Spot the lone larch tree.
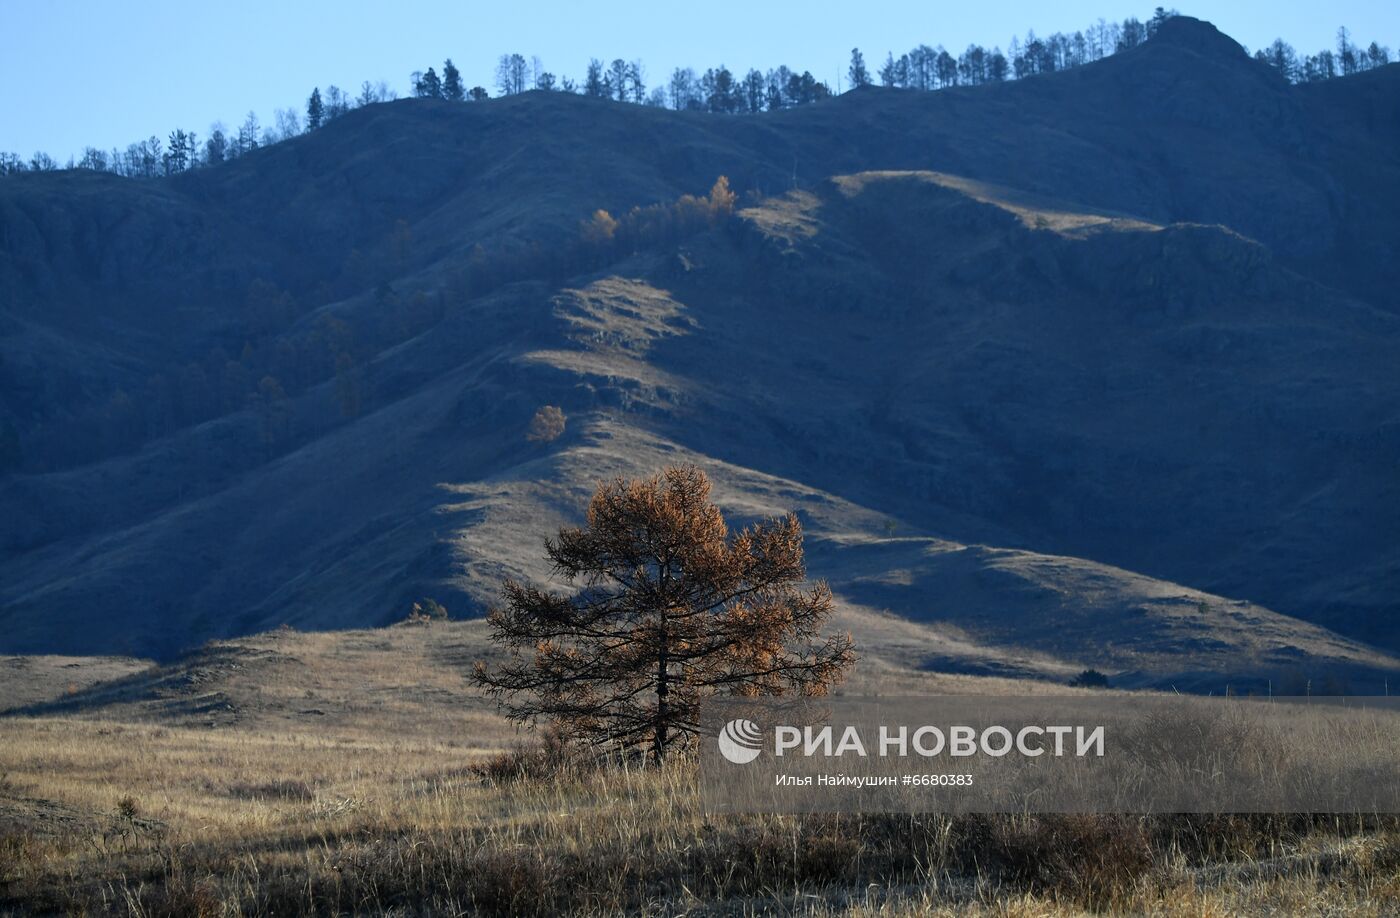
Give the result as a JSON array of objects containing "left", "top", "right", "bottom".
[{"left": 474, "top": 466, "right": 855, "bottom": 762}]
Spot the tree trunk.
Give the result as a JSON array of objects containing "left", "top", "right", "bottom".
[{"left": 654, "top": 641, "right": 669, "bottom": 764}]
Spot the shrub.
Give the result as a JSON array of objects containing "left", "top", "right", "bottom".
[
  {"left": 526, "top": 406, "right": 566, "bottom": 443},
  {"left": 405, "top": 597, "right": 449, "bottom": 623},
  {"left": 984, "top": 814, "right": 1159, "bottom": 909},
  {"left": 1071, "top": 668, "right": 1110, "bottom": 688},
  {"left": 471, "top": 728, "right": 588, "bottom": 784},
  {"left": 116, "top": 795, "right": 140, "bottom": 820}
]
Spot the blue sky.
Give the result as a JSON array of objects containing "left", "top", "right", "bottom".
[{"left": 3, "top": 1, "right": 1397, "bottom": 160}]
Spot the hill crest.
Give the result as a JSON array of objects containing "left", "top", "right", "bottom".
[{"left": 1147, "top": 15, "right": 1252, "bottom": 60}]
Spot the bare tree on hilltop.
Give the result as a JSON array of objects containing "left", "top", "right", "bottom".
[{"left": 496, "top": 53, "right": 528, "bottom": 95}]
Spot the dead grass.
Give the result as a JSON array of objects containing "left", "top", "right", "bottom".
[
  {"left": 1, "top": 630, "right": 1395, "bottom": 914},
  {"left": 1, "top": 714, "right": 1397, "bottom": 916}
]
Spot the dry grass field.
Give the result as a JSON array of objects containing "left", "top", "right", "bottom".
[
  {"left": 4, "top": 17, "right": 1399, "bottom": 915},
  {"left": 1, "top": 622, "right": 1398, "bottom": 915}
]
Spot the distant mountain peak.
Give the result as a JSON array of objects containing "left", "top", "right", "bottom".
[{"left": 1147, "top": 16, "right": 1250, "bottom": 61}]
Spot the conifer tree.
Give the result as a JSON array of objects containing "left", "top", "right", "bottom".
[
  {"left": 417, "top": 67, "right": 443, "bottom": 98},
  {"left": 442, "top": 58, "right": 465, "bottom": 101},
  {"left": 584, "top": 59, "right": 608, "bottom": 98},
  {"left": 306, "top": 87, "right": 324, "bottom": 130},
  {"left": 848, "top": 48, "right": 872, "bottom": 88},
  {"left": 474, "top": 466, "right": 855, "bottom": 762}
]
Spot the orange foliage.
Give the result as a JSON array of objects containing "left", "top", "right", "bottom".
[
  {"left": 474, "top": 466, "right": 855, "bottom": 762},
  {"left": 574, "top": 176, "right": 738, "bottom": 265},
  {"left": 526, "top": 405, "right": 567, "bottom": 443}
]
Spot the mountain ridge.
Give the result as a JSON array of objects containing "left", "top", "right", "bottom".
[{"left": 1, "top": 19, "right": 1397, "bottom": 689}]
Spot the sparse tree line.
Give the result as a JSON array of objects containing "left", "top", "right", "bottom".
[
  {"left": 859, "top": 12, "right": 1166, "bottom": 90},
  {"left": 3, "top": 9, "right": 1393, "bottom": 178},
  {"left": 867, "top": 10, "right": 1391, "bottom": 91},
  {"left": 0, "top": 81, "right": 393, "bottom": 178},
  {"left": 1254, "top": 25, "right": 1391, "bottom": 82},
  {"left": 410, "top": 51, "right": 831, "bottom": 112}
]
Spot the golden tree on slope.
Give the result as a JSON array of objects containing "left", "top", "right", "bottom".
[
  {"left": 707, "top": 175, "right": 736, "bottom": 219},
  {"left": 526, "top": 405, "right": 566, "bottom": 442},
  {"left": 474, "top": 466, "right": 854, "bottom": 762}
]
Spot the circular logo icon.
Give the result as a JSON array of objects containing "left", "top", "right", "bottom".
[{"left": 718, "top": 718, "right": 763, "bottom": 764}]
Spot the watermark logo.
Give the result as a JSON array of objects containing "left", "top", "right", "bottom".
[
  {"left": 702, "top": 696, "right": 1400, "bottom": 814},
  {"left": 718, "top": 718, "right": 763, "bottom": 764}
]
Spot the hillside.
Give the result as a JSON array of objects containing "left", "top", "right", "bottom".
[{"left": 1, "top": 17, "right": 1398, "bottom": 692}]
